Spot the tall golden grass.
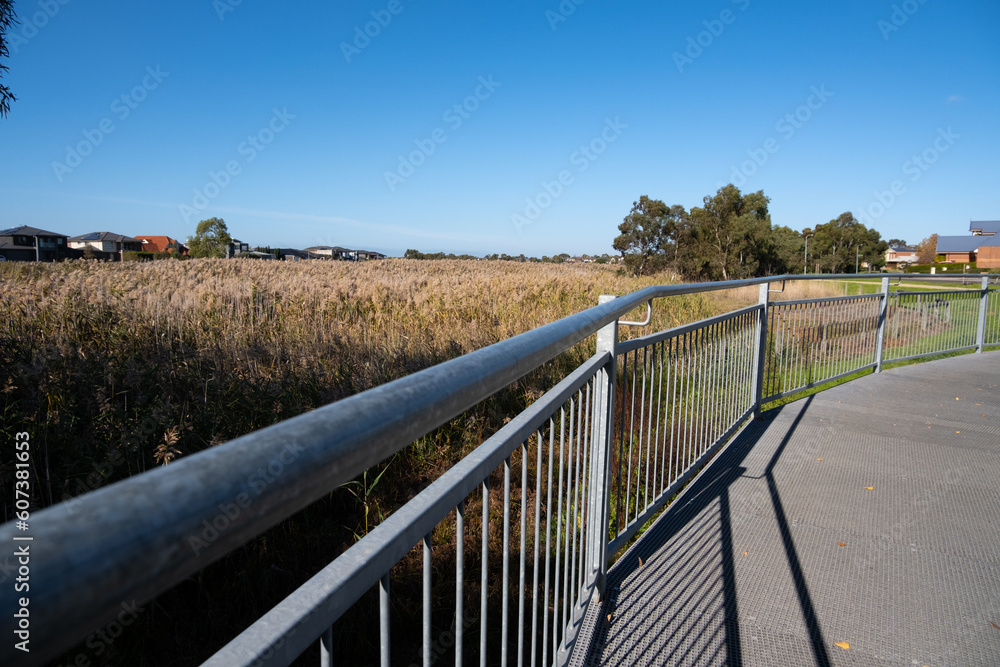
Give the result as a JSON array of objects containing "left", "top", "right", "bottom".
[
  {"left": 2, "top": 257, "right": 821, "bottom": 479},
  {"left": 0, "top": 258, "right": 840, "bottom": 664}
]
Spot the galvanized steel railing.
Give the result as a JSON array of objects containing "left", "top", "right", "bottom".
[
  {"left": 762, "top": 293, "right": 883, "bottom": 401},
  {"left": 1, "top": 273, "right": 997, "bottom": 667},
  {"left": 883, "top": 289, "right": 986, "bottom": 363},
  {"left": 610, "top": 305, "right": 759, "bottom": 554}
]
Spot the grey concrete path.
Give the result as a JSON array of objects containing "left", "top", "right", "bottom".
[{"left": 572, "top": 353, "right": 1000, "bottom": 666}]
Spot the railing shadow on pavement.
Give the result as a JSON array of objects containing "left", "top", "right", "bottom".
[{"left": 572, "top": 394, "right": 832, "bottom": 667}]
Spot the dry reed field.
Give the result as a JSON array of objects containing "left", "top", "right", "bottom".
[{"left": 0, "top": 258, "right": 840, "bottom": 665}]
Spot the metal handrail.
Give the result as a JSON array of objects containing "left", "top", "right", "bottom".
[{"left": 1, "top": 272, "right": 996, "bottom": 665}]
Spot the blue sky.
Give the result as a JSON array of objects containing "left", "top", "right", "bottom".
[{"left": 2, "top": 0, "right": 998, "bottom": 257}]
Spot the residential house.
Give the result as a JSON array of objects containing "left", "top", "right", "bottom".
[
  {"left": 227, "top": 239, "right": 251, "bottom": 257},
  {"left": 0, "top": 226, "right": 70, "bottom": 261},
  {"left": 354, "top": 249, "right": 386, "bottom": 260},
  {"left": 69, "top": 232, "right": 143, "bottom": 259},
  {"left": 304, "top": 245, "right": 356, "bottom": 260},
  {"left": 980, "top": 246, "right": 1000, "bottom": 269},
  {"left": 935, "top": 235, "right": 1000, "bottom": 264},
  {"left": 969, "top": 220, "right": 1000, "bottom": 236},
  {"left": 884, "top": 245, "right": 919, "bottom": 270},
  {"left": 275, "top": 248, "right": 308, "bottom": 261},
  {"left": 136, "top": 235, "right": 188, "bottom": 255}
]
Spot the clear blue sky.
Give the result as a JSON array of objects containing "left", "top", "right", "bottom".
[{"left": 2, "top": 0, "right": 998, "bottom": 257}]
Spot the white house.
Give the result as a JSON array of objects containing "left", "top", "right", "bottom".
[
  {"left": 68, "top": 232, "right": 143, "bottom": 257},
  {"left": 884, "top": 245, "right": 919, "bottom": 269}
]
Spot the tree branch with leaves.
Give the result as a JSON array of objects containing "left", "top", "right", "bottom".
[{"left": 0, "top": 0, "right": 17, "bottom": 117}]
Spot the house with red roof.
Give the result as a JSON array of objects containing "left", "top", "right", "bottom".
[{"left": 135, "top": 235, "right": 188, "bottom": 255}]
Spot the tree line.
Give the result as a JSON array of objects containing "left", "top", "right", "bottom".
[{"left": 613, "top": 185, "right": 892, "bottom": 279}]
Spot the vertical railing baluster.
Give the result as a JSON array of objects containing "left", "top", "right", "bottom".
[
  {"left": 575, "top": 383, "right": 590, "bottom": 597},
  {"left": 380, "top": 573, "right": 390, "bottom": 667},
  {"left": 977, "top": 276, "right": 990, "bottom": 353},
  {"left": 687, "top": 332, "right": 697, "bottom": 470},
  {"left": 541, "top": 420, "right": 554, "bottom": 667},
  {"left": 321, "top": 627, "right": 333, "bottom": 667},
  {"left": 645, "top": 345, "right": 656, "bottom": 510},
  {"left": 875, "top": 278, "right": 889, "bottom": 373},
  {"left": 670, "top": 337, "right": 679, "bottom": 489},
  {"left": 423, "top": 533, "right": 432, "bottom": 667},
  {"left": 481, "top": 479, "right": 490, "bottom": 667},
  {"left": 456, "top": 501, "right": 464, "bottom": 667},
  {"left": 518, "top": 442, "right": 527, "bottom": 667},
  {"left": 653, "top": 340, "right": 665, "bottom": 498},
  {"left": 680, "top": 333, "right": 692, "bottom": 475},
  {"left": 502, "top": 456, "right": 511, "bottom": 667},
  {"left": 753, "top": 283, "right": 770, "bottom": 418},
  {"left": 636, "top": 347, "right": 648, "bottom": 516},
  {"left": 710, "top": 323, "right": 722, "bottom": 442},
  {"left": 698, "top": 328, "right": 708, "bottom": 454},
  {"left": 556, "top": 402, "right": 570, "bottom": 649},
  {"left": 530, "top": 432, "right": 542, "bottom": 667},
  {"left": 616, "top": 349, "right": 628, "bottom": 538},
  {"left": 591, "top": 297, "right": 617, "bottom": 598}
]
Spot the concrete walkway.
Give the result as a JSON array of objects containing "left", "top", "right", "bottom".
[{"left": 572, "top": 352, "right": 1000, "bottom": 666}]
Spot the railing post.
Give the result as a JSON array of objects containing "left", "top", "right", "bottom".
[
  {"left": 589, "top": 295, "right": 618, "bottom": 597},
  {"left": 976, "top": 275, "right": 990, "bottom": 353},
  {"left": 752, "top": 283, "right": 769, "bottom": 419},
  {"left": 875, "top": 276, "right": 890, "bottom": 372}
]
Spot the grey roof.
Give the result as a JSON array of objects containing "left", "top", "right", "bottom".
[
  {"left": 68, "top": 231, "right": 141, "bottom": 243},
  {"left": 888, "top": 245, "right": 919, "bottom": 252},
  {"left": 936, "top": 235, "right": 1000, "bottom": 252},
  {"left": 969, "top": 220, "right": 1000, "bottom": 235},
  {"left": 0, "top": 225, "right": 66, "bottom": 238}
]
